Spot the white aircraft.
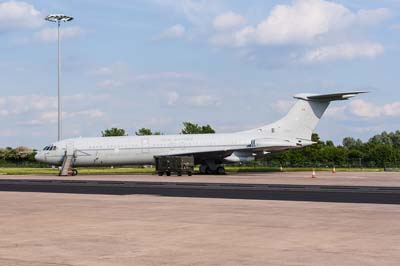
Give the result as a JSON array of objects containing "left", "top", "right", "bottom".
[{"left": 35, "top": 92, "right": 365, "bottom": 175}]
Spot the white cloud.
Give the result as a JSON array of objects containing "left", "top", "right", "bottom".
[
  {"left": 151, "top": 0, "right": 222, "bottom": 25},
  {"left": 98, "top": 79, "right": 124, "bottom": 90},
  {"left": 210, "top": 0, "right": 390, "bottom": 49},
  {"left": 25, "top": 109, "right": 106, "bottom": 125},
  {"left": 92, "top": 62, "right": 200, "bottom": 92},
  {"left": 167, "top": 91, "right": 180, "bottom": 106},
  {"left": 382, "top": 102, "right": 400, "bottom": 117},
  {"left": 90, "top": 62, "right": 130, "bottom": 77},
  {"left": 349, "top": 125, "right": 385, "bottom": 133},
  {"left": 253, "top": 0, "right": 353, "bottom": 45},
  {"left": 350, "top": 99, "right": 400, "bottom": 118},
  {"left": 0, "top": 1, "right": 42, "bottom": 32},
  {"left": 302, "top": 42, "right": 384, "bottom": 63},
  {"left": 324, "top": 105, "right": 347, "bottom": 119},
  {"left": 209, "top": 26, "right": 256, "bottom": 46},
  {"left": 92, "top": 66, "right": 113, "bottom": 76},
  {"left": 188, "top": 95, "right": 220, "bottom": 107},
  {"left": 274, "top": 100, "right": 294, "bottom": 113},
  {"left": 0, "top": 129, "right": 18, "bottom": 137},
  {"left": 33, "top": 26, "right": 84, "bottom": 43},
  {"left": 0, "top": 95, "right": 56, "bottom": 116},
  {"left": 157, "top": 24, "right": 185, "bottom": 40},
  {"left": 0, "top": 94, "right": 108, "bottom": 117},
  {"left": 243, "top": 0, "right": 389, "bottom": 46},
  {"left": 70, "top": 109, "right": 105, "bottom": 119},
  {"left": 165, "top": 91, "right": 220, "bottom": 107},
  {"left": 350, "top": 99, "right": 381, "bottom": 118},
  {"left": 135, "top": 72, "right": 197, "bottom": 81},
  {"left": 213, "top": 11, "right": 245, "bottom": 30},
  {"left": 355, "top": 8, "right": 391, "bottom": 26}
]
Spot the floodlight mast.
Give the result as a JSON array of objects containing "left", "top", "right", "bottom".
[{"left": 45, "top": 14, "right": 74, "bottom": 141}]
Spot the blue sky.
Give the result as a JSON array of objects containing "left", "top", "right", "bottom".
[{"left": 0, "top": 0, "right": 400, "bottom": 149}]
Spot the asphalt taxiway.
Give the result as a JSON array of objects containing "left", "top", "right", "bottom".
[
  {"left": 1, "top": 171, "right": 400, "bottom": 265},
  {"left": 1, "top": 171, "right": 400, "bottom": 204},
  {"left": 1, "top": 178, "right": 400, "bottom": 204}
]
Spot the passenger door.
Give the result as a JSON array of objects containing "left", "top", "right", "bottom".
[{"left": 66, "top": 142, "right": 75, "bottom": 156}]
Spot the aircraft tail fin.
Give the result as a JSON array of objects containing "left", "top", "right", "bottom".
[{"left": 254, "top": 91, "right": 366, "bottom": 140}]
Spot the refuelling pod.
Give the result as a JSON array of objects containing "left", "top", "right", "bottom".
[
  {"left": 224, "top": 151, "right": 255, "bottom": 163},
  {"left": 251, "top": 138, "right": 297, "bottom": 148}
]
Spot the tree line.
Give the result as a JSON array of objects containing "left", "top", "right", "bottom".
[
  {"left": 0, "top": 146, "right": 37, "bottom": 165},
  {"left": 101, "top": 122, "right": 215, "bottom": 137},
  {"left": 1, "top": 122, "right": 399, "bottom": 168},
  {"left": 102, "top": 123, "right": 400, "bottom": 168},
  {"left": 267, "top": 131, "right": 400, "bottom": 168}
]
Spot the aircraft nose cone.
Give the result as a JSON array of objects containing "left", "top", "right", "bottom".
[{"left": 34, "top": 153, "right": 42, "bottom": 162}]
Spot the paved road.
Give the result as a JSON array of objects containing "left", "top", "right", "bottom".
[{"left": 0, "top": 179, "right": 399, "bottom": 204}]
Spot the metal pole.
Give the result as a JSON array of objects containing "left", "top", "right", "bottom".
[
  {"left": 57, "top": 20, "right": 62, "bottom": 141},
  {"left": 45, "top": 14, "right": 73, "bottom": 141}
]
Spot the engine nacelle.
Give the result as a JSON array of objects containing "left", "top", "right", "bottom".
[{"left": 224, "top": 151, "right": 255, "bottom": 163}]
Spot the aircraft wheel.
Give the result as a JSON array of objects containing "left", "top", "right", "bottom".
[
  {"left": 199, "top": 165, "right": 207, "bottom": 175},
  {"left": 72, "top": 169, "right": 78, "bottom": 176},
  {"left": 217, "top": 166, "right": 226, "bottom": 175},
  {"left": 205, "top": 167, "right": 213, "bottom": 175}
]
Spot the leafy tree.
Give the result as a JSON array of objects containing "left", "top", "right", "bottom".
[
  {"left": 343, "top": 137, "right": 362, "bottom": 149},
  {"left": 135, "top": 128, "right": 163, "bottom": 136},
  {"left": 0, "top": 148, "right": 5, "bottom": 161},
  {"left": 181, "top": 122, "right": 215, "bottom": 134},
  {"left": 4, "top": 147, "right": 19, "bottom": 163},
  {"left": 101, "top": 128, "right": 127, "bottom": 137},
  {"left": 136, "top": 128, "right": 152, "bottom": 136},
  {"left": 388, "top": 130, "right": 400, "bottom": 148},
  {"left": 369, "top": 131, "right": 393, "bottom": 146},
  {"left": 325, "top": 140, "right": 335, "bottom": 147},
  {"left": 15, "top": 146, "right": 33, "bottom": 161}
]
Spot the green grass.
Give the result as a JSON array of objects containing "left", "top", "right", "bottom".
[
  {"left": 0, "top": 167, "right": 154, "bottom": 175},
  {"left": 0, "top": 167, "right": 60, "bottom": 175},
  {"left": 226, "top": 166, "right": 385, "bottom": 173},
  {"left": 0, "top": 166, "right": 387, "bottom": 175}
]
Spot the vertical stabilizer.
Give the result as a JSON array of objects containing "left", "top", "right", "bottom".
[{"left": 251, "top": 92, "right": 366, "bottom": 140}]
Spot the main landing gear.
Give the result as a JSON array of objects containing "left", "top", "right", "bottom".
[{"left": 199, "top": 162, "right": 226, "bottom": 175}]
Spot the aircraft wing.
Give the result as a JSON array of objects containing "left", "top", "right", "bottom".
[{"left": 168, "top": 141, "right": 299, "bottom": 164}]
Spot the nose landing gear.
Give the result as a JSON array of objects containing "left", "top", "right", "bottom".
[{"left": 66, "top": 169, "right": 78, "bottom": 176}]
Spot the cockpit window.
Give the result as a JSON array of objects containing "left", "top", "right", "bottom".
[{"left": 43, "top": 145, "right": 56, "bottom": 151}]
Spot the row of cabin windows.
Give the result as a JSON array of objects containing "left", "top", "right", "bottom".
[{"left": 86, "top": 140, "right": 246, "bottom": 150}]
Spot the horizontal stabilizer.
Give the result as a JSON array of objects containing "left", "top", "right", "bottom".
[{"left": 294, "top": 91, "right": 367, "bottom": 102}]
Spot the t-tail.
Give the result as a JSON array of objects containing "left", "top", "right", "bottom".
[{"left": 249, "top": 92, "right": 366, "bottom": 140}]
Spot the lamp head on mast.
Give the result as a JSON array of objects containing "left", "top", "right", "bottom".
[{"left": 45, "top": 14, "right": 74, "bottom": 23}]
